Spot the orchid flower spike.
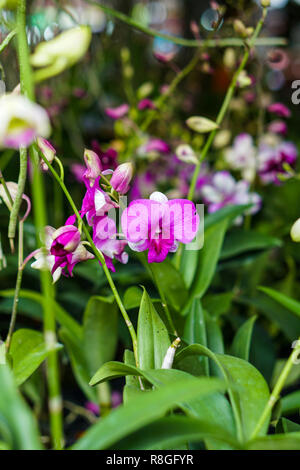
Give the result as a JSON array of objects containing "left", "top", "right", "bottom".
[{"left": 0, "top": 94, "right": 51, "bottom": 149}]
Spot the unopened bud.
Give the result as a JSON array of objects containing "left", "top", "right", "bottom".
[
  {"left": 261, "top": 0, "right": 271, "bottom": 7},
  {"left": 291, "top": 218, "right": 300, "bottom": 242},
  {"left": 186, "top": 116, "right": 219, "bottom": 133},
  {"left": 83, "top": 149, "right": 102, "bottom": 186},
  {"left": 110, "top": 162, "right": 134, "bottom": 195},
  {"left": 176, "top": 145, "right": 198, "bottom": 165},
  {"left": 161, "top": 338, "right": 181, "bottom": 369},
  {"left": 37, "top": 137, "right": 56, "bottom": 171},
  {"left": 233, "top": 19, "right": 248, "bottom": 38}
]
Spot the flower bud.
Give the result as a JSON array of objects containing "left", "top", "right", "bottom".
[
  {"left": 161, "top": 338, "right": 181, "bottom": 369},
  {"left": 261, "top": 0, "right": 271, "bottom": 7},
  {"left": 110, "top": 162, "right": 134, "bottom": 195},
  {"left": 51, "top": 225, "right": 81, "bottom": 256},
  {"left": 31, "top": 26, "right": 92, "bottom": 82},
  {"left": 83, "top": 149, "right": 102, "bottom": 186},
  {"left": 175, "top": 144, "right": 198, "bottom": 164},
  {"left": 237, "top": 71, "right": 252, "bottom": 88},
  {"left": 233, "top": 19, "right": 248, "bottom": 38},
  {"left": 291, "top": 218, "right": 300, "bottom": 243},
  {"left": 186, "top": 116, "right": 219, "bottom": 133},
  {"left": 37, "top": 137, "right": 56, "bottom": 171},
  {"left": 0, "top": 181, "right": 31, "bottom": 221}
]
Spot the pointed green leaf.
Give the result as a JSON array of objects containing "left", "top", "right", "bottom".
[{"left": 230, "top": 316, "right": 257, "bottom": 361}]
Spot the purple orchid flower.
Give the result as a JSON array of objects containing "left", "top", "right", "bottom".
[
  {"left": 80, "top": 176, "right": 118, "bottom": 226},
  {"left": 268, "top": 120, "right": 288, "bottom": 136},
  {"left": 121, "top": 191, "right": 199, "bottom": 263},
  {"left": 258, "top": 140, "right": 298, "bottom": 184},
  {"left": 91, "top": 140, "right": 118, "bottom": 171},
  {"left": 93, "top": 216, "right": 128, "bottom": 272},
  {"left": 267, "top": 102, "right": 291, "bottom": 118},
  {"left": 105, "top": 104, "right": 129, "bottom": 120},
  {"left": 138, "top": 99, "right": 156, "bottom": 110},
  {"left": 200, "top": 171, "right": 261, "bottom": 222}
]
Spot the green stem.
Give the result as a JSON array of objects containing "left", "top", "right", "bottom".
[
  {"left": 8, "top": 146, "right": 27, "bottom": 243},
  {"left": 85, "top": 0, "right": 285, "bottom": 49},
  {"left": 188, "top": 8, "right": 268, "bottom": 202},
  {"left": 5, "top": 220, "right": 23, "bottom": 352},
  {"left": 0, "top": 29, "right": 17, "bottom": 54},
  {"left": 16, "top": 0, "right": 63, "bottom": 449},
  {"left": 37, "top": 149, "right": 139, "bottom": 366},
  {"left": 250, "top": 337, "right": 300, "bottom": 440},
  {"left": 141, "top": 51, "right": 201, "bottom": 132}
]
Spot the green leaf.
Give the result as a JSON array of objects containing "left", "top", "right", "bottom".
[
  {"left": 271, "top": 358, "right": 300, "bottom": 390},
  {"left": 189, "top": 219, "right": 228, "bottom": 300},
  {"left": 113, "top": 415, "right": 239, "bottom": 450},
  {"left": 83, "top": 296, "right": 118, "bottom": 376},
  {"left": 246, "top": 433, "right": 300, "bottom": 450},
  {"left": 72, "top": 376, "right": 227, "bottom": 450},
  {"left": 204, "top": 204, "right": 252, "bottom": 230},
  {"left": 259, "top": 286, "right": 300, "bottom": 318},
  {"left": 175, "top": 344, "right": 270, "bottom": 442},
  {"left": 236, "top": 293, "right": 300, "bottom": 341},
  {"left": 10, "top": 328, "right": 62, "bottom": 386},
  {"left": 221, "top": 230, "right": 282, "bottom": 260},
  {"left": 230, "top": 316, "right": 257, "bottom": 361},
  {"left": 0, "top": 289, "right": 82, "bottom": 340},
  {"left": 137, "top": 289, "right": 170, "bottom": 370},
  {"left": 0, "top": 365, "right": 42, "bottom": 449},
  {"left": 123, "top": 350, "right": 143, "bottom": 403},
  {"left": 202, "top": 292, "right": 233, "bottom": 317},
  {"left": 90, "top": 361, "right": 140, "bottom": 386},
  {"left": 147, "top": 259, "right": 188, "bottom": 312},
  {"left": 183, "top": 299, "right": 208, "bottom": 375},
  {"left": 59, "top": 328, "right": 97, "bottom": 402},
  {"left": 123, "top": 286, "right": 143, "bottom": 310},
  {"left": 204, "top": 312, "right": 224, "bottom": 377},
  {"left": 282, "top": 390, "right": 300, "bottom": 415},
  {"left": 280, "top": 418, "right": 300, "bottom": 433}
]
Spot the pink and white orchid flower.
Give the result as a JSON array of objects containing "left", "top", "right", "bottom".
[{"left": 121, "top": 191, "right": 199, "bottom": 263}]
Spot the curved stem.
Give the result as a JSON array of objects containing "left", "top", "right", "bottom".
[
  {"left": 85, "top": 0, "right": 286, "bottom": 49},
  {"left": 140, "top": 51, "right": 201, "bottom": 133},
  {"left": 0, "top": 29, "right": 17, "bottom": 54},
  {"left": 250, "top": 337, "right": 300, "bottom": 440}
]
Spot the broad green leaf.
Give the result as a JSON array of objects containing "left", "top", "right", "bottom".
[
  {"left": 236, "top": 294, "right": 300, "bottom": 341},
  {"left": 123, "top": 350, "right": 143, "bottom": 403},
  {"left": 0, "top": 365, "right": 42, "bottom": 450},
  {"left": 246, "top": 433, "right": 300, "bottom": 450},
  {"left": 137, "top": 289, "right": 170, "bottom": 370},
  {"left": 147, "top": 259, "right": 188, "bottom": 312},
  {"left": 10, "top": 328, "right": 62, "bottom": 386},
  {"left": 202, "top": 292, "right": 233, "bottom": 317},
  {"left": 0, "top": 289, "right": 82, "bottom": 340},
  {"left": 280, "top": 418, "right": 300, "bottom": 433},
  {"left": 221, "top": 230, "right": 282, "bottom": 260},
  {"left": 123, "top": 286, "right": 143, "bottom": 310},
  {"left": 183, "top": 299, "right": 208, "bottom": 375},
  {"left": 175, "top": 344, "right": 270, "bottom": 442},
  {"left": 204, "top": 204, "right": 252, "bottom": 230},
  {"left": 189, "top": 219, "right": 228, "bottom": 300},
  {"left": 230, "top": 316, "right": 257, "bottom": 361},
  {"left": 72, "top": 376, "right": 227, "bottom": 450},
  {"left": 83, "top": 296, "right": 118, "bottom": 376},
  {"left": 59, "top": 328, "right": 97, "bottom": 402},
  {"left": 205, "top": 311, "right": 224, "bottom": 377},
  {"left": 271, "top": 358, "right": 300, "bottom": 390},
  {"left": 179, "top": 246, "right": 199, "bottom": 289},
  {"left": 259, "top": 286, "right": 300, "bottom": 318},
  {"left": 113, "top": 416, "right": 239, "bottom": 450},
  {"left": 90, "top": 361, "right": 140, "bottom": 386},
  {"left": 281, "top": 390, "right": 300, "bottom": 415}
]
